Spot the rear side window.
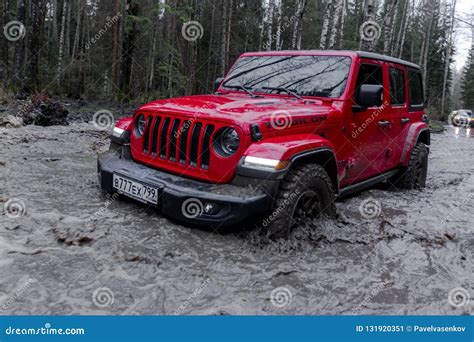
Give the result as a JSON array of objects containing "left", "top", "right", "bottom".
[
  {"left": 407, "top": 69, "right": 424, "bottom": 110},
  {"left": 389, "top": 68, "right": 406, "bottom": 105}
]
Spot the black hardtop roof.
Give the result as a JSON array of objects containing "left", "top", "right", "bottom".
[
  {"left": 356, "top": 51, "right": 420, "bottom": 69},
  {"left": 241, "top": 50, "right": 421, "bottom": 70}
]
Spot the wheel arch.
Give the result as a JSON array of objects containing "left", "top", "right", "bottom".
[
  {"left": 289, "top": 148, "right": 339, "bottom": 193},
  {"left": 400, "top": 124, "right": 430, "bottom": 166},
  {"left": 416, "top": 128, "right": 430, "bottom": 146}
]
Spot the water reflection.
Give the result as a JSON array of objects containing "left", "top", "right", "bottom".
[{"left": 453, "top": 126, "right": 473, "bottom": 137}]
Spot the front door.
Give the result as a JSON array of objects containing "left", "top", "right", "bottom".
[{"left": 347, "top": 61, "right": 392, "bottom": 184}]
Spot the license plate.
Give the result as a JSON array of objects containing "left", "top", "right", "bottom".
[{"left": 113, "top": 174, "right": 158, "bottom": 204}]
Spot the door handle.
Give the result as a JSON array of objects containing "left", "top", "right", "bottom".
[
  {"left": 401, "top": 118, "right": 410, "bottom": 124},
  {"left": 377, "top": 120, "right": 391, "bottom": 128}
]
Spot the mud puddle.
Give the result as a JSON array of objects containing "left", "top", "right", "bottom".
[{"left": 0, "top": 124, "right": 472, "bottom": 315}]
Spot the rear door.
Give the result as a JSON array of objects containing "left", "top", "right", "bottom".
[{"left": 385, "top": 63, "right": 409, "bottom": 169}]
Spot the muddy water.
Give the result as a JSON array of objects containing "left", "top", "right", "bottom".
[{"left": 0, "top": 124, "right": 472, "bottom": 315}]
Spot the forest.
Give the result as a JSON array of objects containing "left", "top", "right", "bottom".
[{"left": 0, "top": 0, "right": 473, "bottom": 120}]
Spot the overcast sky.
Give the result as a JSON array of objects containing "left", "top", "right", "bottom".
[{"left": 454, "top": 0, "right": 473, "bottom": 71}]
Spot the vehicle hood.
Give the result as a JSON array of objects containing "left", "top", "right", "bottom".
[{"left": 137, "top": 93, "right": 338, "bottom": 131}]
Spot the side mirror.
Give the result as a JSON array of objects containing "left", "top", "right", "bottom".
[
  {"left": 213, "top": 77, "right": 224, "bottom": 93},
  {"left": 354, "top": 84, "right": 383, "bottom": 110}
]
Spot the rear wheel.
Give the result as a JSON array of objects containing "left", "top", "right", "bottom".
[
  {"left": 265, "top": 164, "right": 336, "bottom": 239},
  {"left": 391, "top": 142, "right": 428, "bottom": 190}
]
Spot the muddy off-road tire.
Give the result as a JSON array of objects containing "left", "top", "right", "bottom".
[
  {"left": 265, "top": 164, "right": 336, "bottom": 239},
  {"left": 392, "top": 142, "right": 429, "bottom": 190}
]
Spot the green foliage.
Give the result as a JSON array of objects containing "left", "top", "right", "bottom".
[
  {"left": 0, "top": 0, "right": 463, "bottom": 106},
  {"left": 461, "top": 51, "right": 474, "bottom": 110}
]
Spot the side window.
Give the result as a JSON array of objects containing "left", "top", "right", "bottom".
[
  {"left": 356, "top": 64, "right": 383, "bottom": 88},
  {"left": 407, "top": 69, "right": 424, "bottom": 110},
  {"left": 389, "top": 68, "right": 406, "bottom": 105},
  {"left": 355, "top": 64, "right": 383, "bottom": 107}
]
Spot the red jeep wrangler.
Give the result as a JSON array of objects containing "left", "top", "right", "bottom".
[{"left": 98, "top": 50, "right": 429, "bottom": 238}]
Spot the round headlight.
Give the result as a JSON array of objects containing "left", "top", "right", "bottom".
[
  {"left": 134, "top": 114, "right": 146, "bottom": 137},
  {"left": 214, "top": 127, "right": 240, "bottom": 156}
]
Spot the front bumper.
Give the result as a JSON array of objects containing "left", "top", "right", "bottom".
[{"left": 97, "top": 146, "right": 276, "bottom": 228}]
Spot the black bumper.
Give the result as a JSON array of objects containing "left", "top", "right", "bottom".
[{"left": 97, "top": 147, "right": 276, "bottom": 228}]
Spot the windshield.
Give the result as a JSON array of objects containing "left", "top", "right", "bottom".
[{"left": 222, "top": 55, "right": 352, "bottom": 98}]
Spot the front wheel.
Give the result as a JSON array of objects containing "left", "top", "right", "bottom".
[
  {"left": 265, "top": 164, "right": 336, "bottom": 239},
  {"left": 391, "top": 142, "right": 429, "bottom": 190}
]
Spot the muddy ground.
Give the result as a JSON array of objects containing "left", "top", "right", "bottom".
[{"left": 0, "top": 116, "right": 472, "bottom": 315}]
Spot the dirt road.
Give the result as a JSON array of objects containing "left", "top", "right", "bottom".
[{"left": 0, "top": 123, "right": 472, "bottom": 315}]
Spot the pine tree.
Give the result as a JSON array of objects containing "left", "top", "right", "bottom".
[{"left": 461, "top": 50, "right": 474, "bottom": 110}]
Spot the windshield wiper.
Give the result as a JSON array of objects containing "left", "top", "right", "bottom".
[
  {"left": 262, "top": 86, "right": 303, "bottom": 101},
  {"left": 222, "top": 84, "right": 259, "bottom": 98}
]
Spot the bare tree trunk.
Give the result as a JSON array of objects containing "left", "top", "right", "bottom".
[
  {"left": 328, "top": 0, "right": 343, "bottom": 49},
  {"left": 441, "top": 0, "right": 457, "bottom": 116},
  {"left": 421, "top": 0, "right": 435, "bottom": 99},
  {"left": 388, "top": 0, "right": 399, "bottom": 55},
  {"left": 339, "top": 0, "right": 347, "bottom": 48},
  {"left": 226, "top": 0, "right": 233, "bottom": 68},
  {"left": 291, "top": 0, "right": 306, "bottom": 49},
  {"left": 72, "top": 2, "right": 82, "bottom": 61},
  {"left": 383, "top": 0, "right": 398, "bottom": 55},
  {"left": 266, "top": 0, "right": 275, "bottom": 50},
  {"left": 320, "top": 0, "right": 332, "bottom": 49},
  {"left": 52, "top": 0, "right": 58, "bottom": 40},
  {"left": 111, "top": 0, "right": 120, "bottom": 93},
  {"left": 396, "top": 0, "right": 410, "bottom": 58},
  {"left": 220, "top": 0, "right": 228, "bottom": 75},
  {"left": 418, "top": 0, "right": 427, "bottom": 65},
  {"left": 120, "top": 0, "right": 140, "bottom": 98},
  {"left": 275, "top": 0, "right": 282, "bottom": 50},
  {"left": 64, "top": 1, "right": 71, "bottom": 57},
  {"left": 27, "top": 0, "right": 46, "bottom": 91},
  {"left": 0, "top": 0, "right": 9, "bottom": 84},
  {"left": 206, "top": 0, "right": 216, "bottom": 87},
  {"left": 56, "top": 0, "right": 67, "bottom": 87},
  {"left": 13, "top": 0, "right": 26, "bottom": 89},
  {"left": 148, "top": 12, "right": 159, "bottom": 93},
  {"left": 359, "top": 0, "right": 378, "bottom": 51}
]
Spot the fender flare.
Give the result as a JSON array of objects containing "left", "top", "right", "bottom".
[
  {"left": 238, "top": 135, "right": 339, "bottom": 192},
  {"left": 399, "top": 123, "right": 430, "bottom": 166},
  {"left": 288, "top": 148, "right": 340, "bottom": 193}
]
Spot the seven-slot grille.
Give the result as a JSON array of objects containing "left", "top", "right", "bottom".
[{"left": 141, "top": 114, "right": 215, "bottom": 170}]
